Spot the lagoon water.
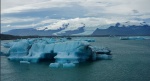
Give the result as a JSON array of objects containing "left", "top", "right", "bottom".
[{"left": 1, "top": 37, "right": 150, "bottom": 81}]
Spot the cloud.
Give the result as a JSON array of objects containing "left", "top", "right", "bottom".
[
  {"left": 6, "top": 25, "right": 11, "bottom": 27},
  {"left": 1, "top": 17, "right": 40, "bottom": 24},
  {"left": 80, "top": 0, "right": 150, "bottom": 17},
  {"left": 1, "top": 0, "right": 150, "bottom": 32},
  {"left": 2, "top": 0, "right": 150, "bottom": 15},
  {"left": 1, "top": 0, "right": 74, "bottom": 14}
]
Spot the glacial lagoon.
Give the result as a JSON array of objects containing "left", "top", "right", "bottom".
[{"left": 1, "top": 37, "right": 150, "bottom": 81}]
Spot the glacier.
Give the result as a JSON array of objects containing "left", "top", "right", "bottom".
[{"left": 3, "top": 38, "right": 112, "bottom": 67}]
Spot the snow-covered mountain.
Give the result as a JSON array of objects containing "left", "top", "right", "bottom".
[
  {"left": 3, "top": 18, "right": 150, "bottom": 36},
  {"left": 92, "top": 22, "right": 150, "bottom": 36}
]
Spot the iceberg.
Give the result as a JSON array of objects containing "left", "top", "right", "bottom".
[{"left": 5, "top": 38, "right": 112, "bottom": 67}]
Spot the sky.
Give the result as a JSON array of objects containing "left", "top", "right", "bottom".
[{"left": 1, "top": 0, "right": 150, "bottom": 32}]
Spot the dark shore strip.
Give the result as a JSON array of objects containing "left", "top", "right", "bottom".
[{"left": 1, "top": 34, "right": 150, "bottom": 40}]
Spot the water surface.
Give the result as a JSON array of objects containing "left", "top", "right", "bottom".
[{"left": 1, "top": 37, "right": 150, "bottom": 81}]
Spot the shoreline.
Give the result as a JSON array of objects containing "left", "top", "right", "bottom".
[{"left": 1, "top": 34, "right": 150, "bottom": 40}]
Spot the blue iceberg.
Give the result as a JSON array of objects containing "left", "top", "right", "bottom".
[
  {"left": 5, "top": 38, "right": 112, "bottom": 67},
  {"left": 8, "top": 39, "right": 31, "bottom": 61}
]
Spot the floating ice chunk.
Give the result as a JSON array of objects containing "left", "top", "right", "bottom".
[
  {"left": 84, "top": 39, "right": 95, "bottom": 42},
  {"left": 90, "top": 46, "right": 111, "bottom": 54},
  {"left": 120, "top": 37, "right": 146, "bottom": 40},
  {"left": 7, "top": 38, "right": 112, "bottom": 67},
  {"left": 20, "top": 61, "right": 30, "bottom": 64},
  {"left": 63, "top": 63, "right": 75, "bottom": 68},
  {"left": 49, "top": 63, "right": 60, "bottom": 68}
]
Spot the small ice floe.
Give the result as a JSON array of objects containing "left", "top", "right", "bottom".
[
  {"left": 20, "top": 61, "right": 30, "bottom": 64},
  {"left": 84, "top": 39, "right": 95, "bottom": 42},
  {"left": 63, "top": 63, "right": 75, "bottom": 68},
  {"left": 49, "top": 63, "right": 60, "bottom": 68},
  {"left": 120, "top": 37, "right": 146, "bottom": 40}
]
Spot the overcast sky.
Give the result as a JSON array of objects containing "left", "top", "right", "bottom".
[{"left": 1, "top": 0, "right": 150, "bottom": 32}]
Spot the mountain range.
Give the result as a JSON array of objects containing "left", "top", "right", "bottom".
[
  {"left": 2, "top": 22, "right": 150, "bottom": 36},
  {"left": 92, "top": 23, "right": 150, "bottom": 36}
]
